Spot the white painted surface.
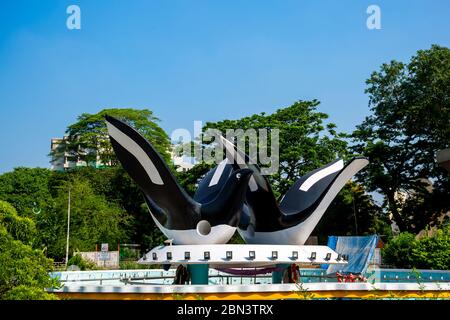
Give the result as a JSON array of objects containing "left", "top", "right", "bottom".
[
  {"left": 106, "top": 121, "right": 164, "bottom": 185},
  {"left": 51, "top": 282, "right": 450, "bottom": 294},
  {"left": 149, "top": 211, "right": 237, "bottom": 245},
  {"left": 139, "top": 244, "right": 344, "bottom": 267},
  {"left": 77, "top": 251, "right": 119, "bottom": 268},
  {"left": 299, "top": 160, "right": 344, "bottom": 191},
  {"left": 208, "top": 159, "right": 228, "bottom": 187},
  {"left": 240, "top": 158, "right": 369, "bottom": 245}
]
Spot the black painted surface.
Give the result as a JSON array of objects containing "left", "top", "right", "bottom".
[
  {"left": 105, "top": 115, "right": 252, "bottom": 231},
  {"left": 196, "top": 138, "right": 367, "bottom": 233}
]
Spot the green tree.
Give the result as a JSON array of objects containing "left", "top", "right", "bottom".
[
  {"left": 2, "top": 286, "right": 57, "bottom": 300},
  {"left": 0, "top": 165, "right": 165, "bottom": 257},
  {"left": 352, "top": 45, "right": 450, "bottom": 232},
  {"left": 381, "top": 232, "right": 417, "bottom": 268},
  {"left": 48, "top": 177, "right": 131, "bottom": 259},
  {"left": 107, "top": 167, "right": 161, "bottom": 251},
  {"left": 0, "top": 201, "right": 59, "bottom": 300},
  {"left": 412, "top": 227, "right": 450, "bottom": 270},
  {"left": 0, "top": 167, "right": 53, "bottom": 218},
  {"left": 67, "top": 254, "right": 98, "bottom": 271},
  {"left": 0, "top": 226, "right": 59, "bottom": 300},
  {"left": 203, "top": 100, "right": 349, "bottom": 198},
  {"left": 49, "top": 166, "right": 152, "bottom": 249},
  {"left": 200, "top": 100, "right": 382, "bottom": 238},
  {"left": 176, "top": 162, "right": 214, "bottom": 196},
  {"left": 0, "top": 168, "right": 57, "bottom": 252},
  {"left": 382, "top": 227, "right": 450, "bottom": 270},
  {"left": 51, "top": 108, "right": 172, "bottom": 167},
  {"left": 0, "top": 200, "right": 36, "bottom": 245},
  {"left": 141, "top": 224, "right": 167, "bottom": 249},
  {"left": 313, "top": 182, "right": 391, "bottom": 244}
]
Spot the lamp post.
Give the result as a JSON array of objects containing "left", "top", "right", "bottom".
[
  {"left": 352, "top": 193, "right": 358, "bottom": 236},
  {"left": 65, "top": 187, "right": 71, "bottom": 268}
]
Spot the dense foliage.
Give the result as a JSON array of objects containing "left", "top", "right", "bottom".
[
  {"left": 382, "top": 227, "right": 450, "bottom": 269},
  {"left": 314, "top": 182, "right": 392, "bottom": 243},
  {"left": 0, "top": 166, "right": 165, "bottom": 258},
  {"left": 0, "top": 45, "right": 448, "bottom": 276},
  {"left": 50, "top": 108, "right": 172, "bottom": 166},
  {"left": 0, "top": 200, "right": 37, "bottom": 245},
  {"left": 0, "top": 167, "right": 53, "bottom": 218},
  {"left": 203, "top": 100, "right": 349, "bottom": 199},
  {"left": 48, "top": 178, "right": 130, "bottom": 258},
  {"left": 352, "top": 45, "right": 450, "bottom": 232},
  {"left": 0, "top": 200, "right": 58, "bottom": 300},
  {"left": 202, "top": 100, "right": 388, "bottom": 240},
  {"left": 67, "top": 254, "right": 98, "bottom": 271}
]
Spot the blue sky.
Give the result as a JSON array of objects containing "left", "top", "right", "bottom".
[{"left": 0, "top": 0, "right": 449, "bottom": 173}]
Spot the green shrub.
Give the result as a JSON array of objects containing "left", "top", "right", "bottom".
[
  {"left": 382, "top": 227, "right": 450, "bottom": 270},
  {"left": 2, "top": 285, "right": 58, "bottom": 300},
  {"left": 412, "top": 227, "right": 450, "bottom": 270},
  {"left": 0, "top": 224, "right": 59, "bottom": 300},
  {"left": 120, "top": 246, "right": 140, "bottom": 261},
  {"left": 0, "top": 200, "right": 36, "bottom": 245},
  {"left": 382, "top": 232, "right": 417, "bottom": 268},
  {"left": 67, "top": 254, "right": 98, "bottom": 271}
]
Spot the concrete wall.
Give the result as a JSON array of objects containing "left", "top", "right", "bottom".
[{"left": 79, "top": 251, "right": 120, "bottom": 269}]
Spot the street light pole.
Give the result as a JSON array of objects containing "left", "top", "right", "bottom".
[{"left": 65, "top": 187, "right": 71, "bottom": 268}]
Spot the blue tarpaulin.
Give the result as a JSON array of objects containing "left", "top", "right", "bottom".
[{"left": 325, "top": 235, "right": 378, "bottom": 275}]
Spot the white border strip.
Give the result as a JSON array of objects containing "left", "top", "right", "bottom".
[
  {"left": 51, "top": 282, "right": 450, "bottom": 294},
  {"left": 106, "top": 122, "right": 164, "bottom": 185},
  {"left": 299, "top": 160, "right": 344, "bottom": 191},
  {"left": 209, "top": 159, "right": 228, "bottom": 187}
]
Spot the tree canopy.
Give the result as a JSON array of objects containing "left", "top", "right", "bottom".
[
  {"left": 0, "top": 200, "right": 58, "bottom": 300},
  {"left": 47, "top": 177, "right": 131, "bottom": 259},
  {"left": 0, "top": 166, "right": 166, "bottom": 258},
  {"left": 314, "top": 182, "right": 391, "bottom": 243},
  {"left": 1, "top": 45, "right": 449, "bottom": 275},
  {"left": 0, "top": 167, "right": 53, "bottom": 217},
  {"left": 0, "top": 200, "right": 36, "bottom": 245},
  {"left": 50, "top": 108, "right": 172, "bottom": 166},
  {"left": 203, "top": 100, "right": 349, "bottom": 198},
  {"left": 199, "top": 100, "right": 385, "bottom": 240},
  {"left": 352, "top": 45, "right": 450, "bottom": 232},
  {"left": 382, "top": 227, "right": 450, "bottom": 270}
]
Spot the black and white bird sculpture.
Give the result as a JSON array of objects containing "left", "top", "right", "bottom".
[
  {"left": 196, "top": 137, "right": 369, "bottom": 245},
  {"left": 104, "top": 116, "right": 253, "bottom": 245}
]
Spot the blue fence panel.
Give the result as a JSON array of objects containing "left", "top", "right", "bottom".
[{"left": 326, "top": 235, "right": 378, "bottom": 275}]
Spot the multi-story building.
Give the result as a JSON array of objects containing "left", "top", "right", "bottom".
[
  {"left": 50, "top": 137, "right": 88, "bottom": 171},
  {"left": 50, "top": 137, "right": 194, "bottom": 172}
]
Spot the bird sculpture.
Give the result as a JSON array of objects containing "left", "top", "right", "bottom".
[
  {"left": 195, "top": 136, "right": 369, "bottom": 245},
  {"left": 105, "top": 115, "right": 253, "bottom": 245}
]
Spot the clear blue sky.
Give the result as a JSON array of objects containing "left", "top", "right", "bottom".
[{"left": 0, "top": 0, "right": 449, "bottom": 173}]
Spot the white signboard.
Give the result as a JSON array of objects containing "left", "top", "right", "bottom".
[{"left": 101, "top": 243, "right": 109, "bottom": 252}]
